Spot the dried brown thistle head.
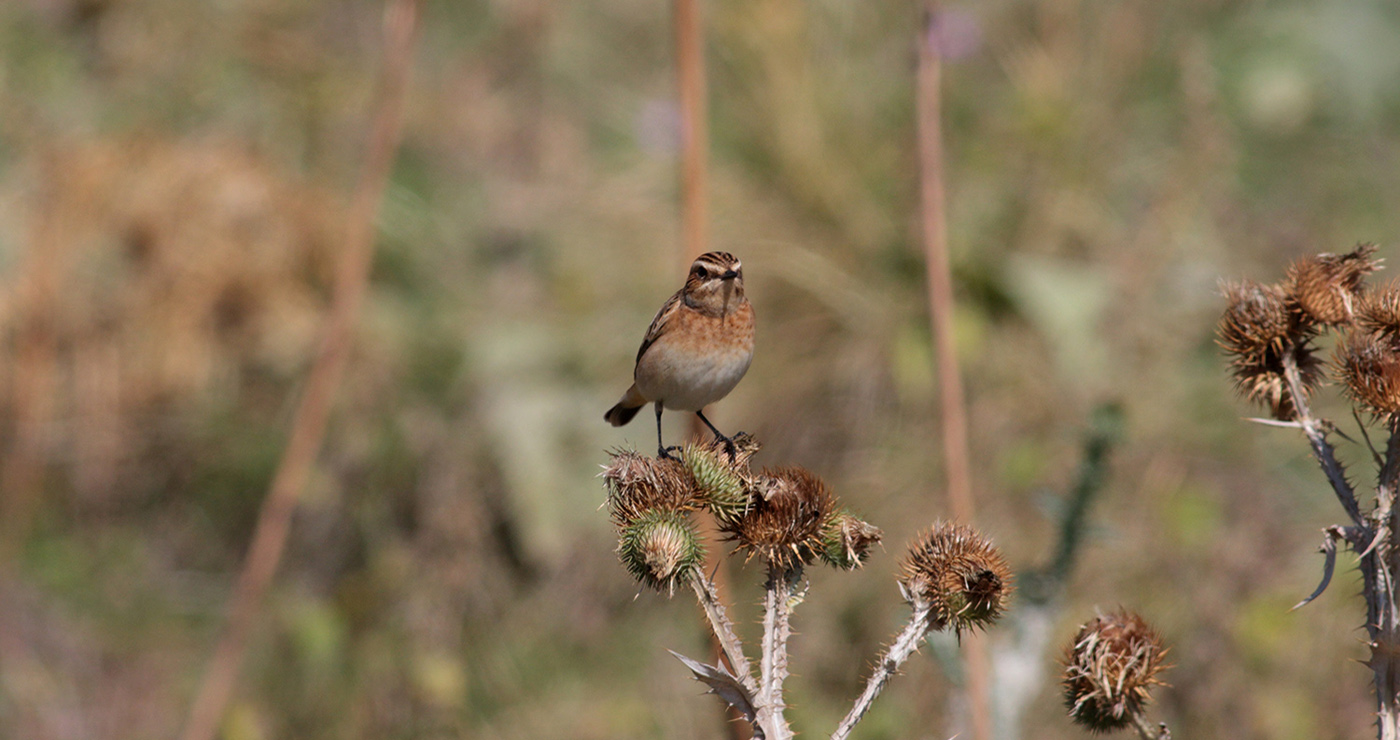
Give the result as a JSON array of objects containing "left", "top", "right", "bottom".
[
  {"left": 618, "top": 508, "right": 704, "bottom": 595},
  {"left": 1358, "top": 282, "right": 1400, "bottom": 349},
  {"left": 1285, "top": 243, "right": 1379, "bottom": 326},
  {"left": 898, "top": 521, "right": 1012, "bottom": 635},
  {"left": 1336, "top": 333, "right": 1400, "bottom": 415},
  {"left": 730, "top": 466, "right": 836, "bottom": 568},
  {"left": 602, "top": 449, "right": 697, "bottom": 526},
  {"left": 1062, "top": 609, "right": 1170, "bottom": 733},
  {"left": 1217, "top": 279, "right": 1321, "bottom": 420}
]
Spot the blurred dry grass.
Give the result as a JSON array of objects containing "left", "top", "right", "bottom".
[{"left": 1, "top": 0, "right": 1399, "bottom": 738}]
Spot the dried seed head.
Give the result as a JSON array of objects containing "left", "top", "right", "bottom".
[
  {"left": 683, "top": 442, "right": 754, "bottom": 527},
  {"left": 819, "top": 509, "right": 883, "bottom": 570},
  {"left": 1285, "top": 244, "right": 1379, "bottom": 326},
  {"left": 1217, "top": 279, "right": 1321, "bottom": 420},
  {"left": 715, "top": 431, "right": 762, "bottom": 468},
  {"left": 1358, "top": 283, "right": 1400, "bottom": 348},
  {"left": 731, "top": 466, "right": 836, "bottom": 568},
  {"left": 618, "top": 508, "right": 704, "bottom": 595},
  {"left": 1336, "top": 334, "right": 1400, "bottom": 415},
  {"left": 602, "top": 449, "right": 696, "bottom": 526},
  {"left": 1062, "top": 609, "right": 1170, "bottom": 733},
  {"left": 898, "top": 522, "right": 1013, "bottom": 636}
]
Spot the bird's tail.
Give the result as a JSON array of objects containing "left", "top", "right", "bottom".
[{"left": 605, "top": 385, "right": 647, "bottom": 427}]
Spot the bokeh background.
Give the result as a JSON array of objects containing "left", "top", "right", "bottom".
[{"left": 2, "top": 0, "right": 1400, "bottom": 738}]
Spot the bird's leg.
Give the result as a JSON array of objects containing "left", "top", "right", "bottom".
[
  {"left": 656, "top": 403, "right": 681, "bottom": 460},
  {"left": 695, "top": 409, "right": 736, "bottom": 460}
]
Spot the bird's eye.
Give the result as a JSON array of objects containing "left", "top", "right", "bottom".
[{"left": 694, "top": 268, "right": 708, "bottom": 279}]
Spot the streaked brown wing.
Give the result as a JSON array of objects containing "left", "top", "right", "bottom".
[{"left": 636, "top": 288, "right": 684, "bottom": 365}]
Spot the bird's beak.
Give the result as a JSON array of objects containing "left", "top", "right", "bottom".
[{"left": 721, "top": 270, "right": 739, "bottom": 280}]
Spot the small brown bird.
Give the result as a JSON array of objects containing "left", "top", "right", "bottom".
[{"left": 605, "top": 251, "right": 755, "bottom": 458}]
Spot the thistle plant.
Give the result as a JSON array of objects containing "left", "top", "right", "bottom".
[
  {"left": 601, "top": 434, "right": 1012, "bottom": 739},
  {"left": 1061, "top": 609, "right": 1172, "bottom": 739},
  {"left": 1216, "top": 244, "right": 1400, "bottom": 739}
]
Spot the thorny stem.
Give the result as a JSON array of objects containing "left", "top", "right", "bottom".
[
  {"left": 1282, "top": 352, "right": 1365, "bottom": 526},
  {"left": 830, "top": 600, "right": 937, "bottom": 740},
  {"left": 1129, "top": 713, "right": 1171, "bottom": 740},
  {"left": 761, "top": 563, "right": 800, "bottom": 740},
  {"left": 1365, "top": 415, "right": 1400, "bottom": 740},
  {"left": 691, "top": 571, "right": 759, "bottom": 695},
  {"left": 1285, "top": 347, "right": 1400, "bottom": 738}
]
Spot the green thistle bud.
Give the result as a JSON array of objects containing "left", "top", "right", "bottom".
[
  {"left": 683, "top": 442, "right": 751, "bottom": 525},
  {"left": 819, "top": 509, "right": 882, "bottom": 570},
  {"left": 618, "top": 509, "right": 704, "bottom": 595}
]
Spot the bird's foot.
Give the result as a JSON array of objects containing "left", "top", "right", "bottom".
[{"left": 658, "top": 445, "right": 684, "bottom": 462}]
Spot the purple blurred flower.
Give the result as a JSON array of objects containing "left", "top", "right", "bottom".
[{"left": 926, "top": 9, "right": 982, "bottom": 61}]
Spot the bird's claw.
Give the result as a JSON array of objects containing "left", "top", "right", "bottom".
[{"left": 658, "top": 445, "right": 684, "bottom": 461}]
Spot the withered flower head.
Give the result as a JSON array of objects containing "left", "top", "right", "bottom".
[
  {"left": 819, "top": 509, "right": 883, "bottom": 570},
  {"left": 731, "top": 466, "right": 836, "bottom": 568},
  {"left": 1217, "top": 279, "right": 1321, "bottom": 420},
  {"left": 618, "top": 509, "right": 704, "bottom": 595},
  {"left": 602, "top": 449, "right": 697, "bottom": 527},
  {"left": 1336, "top": 334, "right": 1400, "bottom": 415},
  {"left": 1285, "top": 243, "right": 1380, "bottom": 326},
  {"left": 683, "top": 441, "right": 755, "bottom": 527},
  {"left": 1062, "top": 609, "right": 1170, "bottom": 733},
  {"left": 1358, "top": 282, "right": 1400, "bottom": 348},
  {"left": 898, "top": 522, "right": 1013, "bottom": 635}
]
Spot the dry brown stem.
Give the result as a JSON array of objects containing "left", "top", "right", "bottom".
[
  {"left": 179, "top": 3, "right": 421, "bottom": 740},
  {"left": 1282, "top": 352, "right": 1364, "bottom": 525},
  {"left": 1279, "top": 336, "right": 1399, "bottom": 737},
  {"left": 917, "top": 8, "right": 990, "bottom": 740},
  {"left": 675, "top": 0, "right": 709, "bottom": 266}
]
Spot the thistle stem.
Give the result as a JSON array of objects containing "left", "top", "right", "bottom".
[
  {"left": 1282, "top": 352, "right": 1364, "bottom": 526},
  {"left": 761, "top": 563, "right": 799, "bottom": 740},
  {"left": 1363, "top": 416, "right": 1400, "bottom": 740},
  {"left": 1129, "top": 713, "right": 1171, "bottom": 740},
  {"left": 831, "top": 601, "right": 937, "bottom": 740},
  {"left": 690, "top": 570, "right": 759, "bottom": 694}
]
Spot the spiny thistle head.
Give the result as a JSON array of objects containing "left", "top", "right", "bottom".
[
  {"left": 1062, "top": 609, "right": 1170, "bottom": 733},
  {"left": 898, "top": 522, "right": 1012, "bottom": 636},
  {"left": 1335, "top": 333, "right": 1400, "bottom": 415},
  {"left": 819, "top": 509, "right": 883, "bottom": 570},
  {"left": 618, "top": 508, "right": 704, "bottom": 595},
  {"left": 1358, "top": 282, "right": 1400, "bottom": 348},
  {"left": 731, "top": 466, "right": 837, "bottom": 568},
  {"left": 1285, "top": 243, "right": 1380, "bottom": 326},
  {"left": 683, "top": 441, "right": 754, "bottom": 526},
  {"left": 1217, "top": 279, "right": 1321, "bottom": 420},
  {"left": 602, "top": 449, "right": 697, "bottom": 526}
]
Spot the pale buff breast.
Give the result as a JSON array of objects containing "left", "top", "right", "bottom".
[{"left": 634, "top": 303, "right": 754, "bottom": 412}]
